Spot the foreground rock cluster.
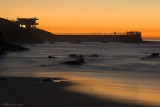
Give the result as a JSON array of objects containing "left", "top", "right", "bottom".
[{"left": 0, "top": 32, "right": 29, "bottom": 54}]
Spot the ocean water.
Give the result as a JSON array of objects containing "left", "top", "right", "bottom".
[
  {"left": 0, "top": 42, "right": 160, "bottom": 106},
  {"left": 1, "top": 42, "right": 160, "bottom": 84},
  {"left": 1, "top": 42, "right": 160, "bottom": 73}
]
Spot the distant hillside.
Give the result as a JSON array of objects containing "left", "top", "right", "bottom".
[{"left": 0, "top": 18, "right": 43, "bottom": 43}]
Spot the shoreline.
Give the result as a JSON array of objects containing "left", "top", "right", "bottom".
[{"left": 0, "top": 76, "right": 148, "bottom": 107}]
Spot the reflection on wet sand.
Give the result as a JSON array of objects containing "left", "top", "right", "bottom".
[{"left": 65, "top": 77, "right": 160, "bottom": 107}]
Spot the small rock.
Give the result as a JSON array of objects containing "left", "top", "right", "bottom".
[
  {"left": 48, "top": 55, "right": 57, "bottom": 59},
  {"left": 90, "top": 54, "right": 99, "bottom": 57}
]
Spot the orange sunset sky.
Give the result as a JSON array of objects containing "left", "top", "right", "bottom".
[{"left": 0, "top": 0, "right": 160, "bottom": 39}]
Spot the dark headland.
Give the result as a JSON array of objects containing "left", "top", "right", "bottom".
[{"left": 0, "top": 18, "right": 53, "bottom": 43}]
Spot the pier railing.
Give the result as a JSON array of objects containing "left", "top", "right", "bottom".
[{"left": 54, "top": 31, "right": 141, "bottom": 36}]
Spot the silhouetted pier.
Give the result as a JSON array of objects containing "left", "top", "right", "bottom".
[{"left": 52, "top": 31, "right": 143, "bottom": 43}]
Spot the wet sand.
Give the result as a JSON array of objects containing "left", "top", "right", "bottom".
[{"left": 0, "top": 77, "right": 147, "bottom": 107}]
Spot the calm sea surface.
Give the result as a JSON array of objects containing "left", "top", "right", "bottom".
[{"left": 0, "top": 42, "right": 160, "bottom": 83}]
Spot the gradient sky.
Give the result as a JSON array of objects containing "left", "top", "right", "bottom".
[{"left": 1, "top": 0, "right": 160, "bottom": 39}]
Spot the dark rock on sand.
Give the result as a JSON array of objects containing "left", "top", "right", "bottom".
[
  {"left": 62, "top": 58, "right": 85, "bottom": 65},
  {"left": 41, "top": 78, "right": 63, "bottom": 83},
  {"left": 42, "top": 78, "right": 54, "bottom": 82}
]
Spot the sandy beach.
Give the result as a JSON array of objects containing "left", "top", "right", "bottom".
[{"left": 0, "top": 77, "right": 148, "bottom": 107}]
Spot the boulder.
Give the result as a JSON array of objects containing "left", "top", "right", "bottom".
[
  {"left": 151, "top": 53, "right": 159, "bottom": 57},
  {"left": 69, "top": 54, "right": 84, "bottom": 59},
  {"left": 69, "top": 54, "right": 78, "bottom": 58},
  {"left": 0, "top": 32, "right": 29, "bottom": 52},
  {"left": 142, "top": 53, "right": 160, "bottom": 59},
  {"left": 4, "top": 44, "right": 29, "bottom": 51}
]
